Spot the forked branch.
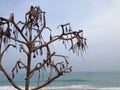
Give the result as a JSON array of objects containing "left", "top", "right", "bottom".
[{"left": 12, "top": 59, "right": 27, "bottom": 79}]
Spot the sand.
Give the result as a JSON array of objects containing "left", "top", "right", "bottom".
[
  {"left": 44, "top": 88, "right": 97, "bottom": 90},
  {"left": 42, "top": 88, "right": 120, "bottom": 90}
]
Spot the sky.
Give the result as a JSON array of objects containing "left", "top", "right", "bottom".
[{"left": 0, "top": 0, "right": 120, "bottom": 72}]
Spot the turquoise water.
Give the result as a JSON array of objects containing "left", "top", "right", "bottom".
[{"left": 0, "top": 72, "right": 120, "bottom": 89}]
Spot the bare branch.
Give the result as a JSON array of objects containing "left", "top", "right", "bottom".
[
  {"left": 12, "top": 59, "right": 27, "bottom": 79},
  {"left": 1, "top": 44, "right": 16, "bottom": 59},
  {"left": 0, "top": 65, "right": 22, "bottom": 90},
  {"left": 32, "top": 12, "right": 46, "bottom": 43},
  {"left": 10, "top": 36, "right": 26, "bottom": 45},
  {"left": 30, "top": 52, "right": 56, "bottom": 75},
  {"left": 12, "top": 19, "right": 29, "bottom": 43},
  {"left": 31, "top": 73, "right": 61, "bottom": 90},
  {"left": 54, "top": 54, "right": 69, "bottom": 65},
  {"left": 19, "top": 44, "right": 28, "bottom": 55}
]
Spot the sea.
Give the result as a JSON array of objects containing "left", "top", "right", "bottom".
[{"left": 0, "top": 71, "right": 120, "bottom": 90}]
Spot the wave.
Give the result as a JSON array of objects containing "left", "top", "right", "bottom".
[
  {"left": 44, "top": 85, "right": 92, "bottom": 89},
  {"left": 1, "top": 85, "right": 120, "bottom": 90},
  {"left": 56, "top": 79, "right": 89, "bottom": 82}
]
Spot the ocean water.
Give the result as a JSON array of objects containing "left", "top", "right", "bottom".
[{"left": 0, "top": 72, "right": 120, "bottom": 89}]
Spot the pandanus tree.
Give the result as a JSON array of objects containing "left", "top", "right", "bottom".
[{"left": 0, "top": 6, "right": 87, "bottom": 90}]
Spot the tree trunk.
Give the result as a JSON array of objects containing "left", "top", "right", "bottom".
[
  {"left": 25, "top": 52, "right": 32, "bottom": 90},
  {"left": 25, "top": 24, "right": 32, "bottom": 90}
]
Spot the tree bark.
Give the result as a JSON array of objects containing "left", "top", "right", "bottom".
[
  {"left": 25, "top": 51, "right": 32, "bottom": 90},
  {"left": 25, "top": 23, "right": 32, "bottom": 90}
]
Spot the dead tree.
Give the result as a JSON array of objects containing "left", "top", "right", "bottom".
[{"left": 0, "top": 6, "right": 87, "bottom": 90}]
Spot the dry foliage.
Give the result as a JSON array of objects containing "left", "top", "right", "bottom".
[{"left": 0, "top": 6, "right": 87, "bottom": 90}]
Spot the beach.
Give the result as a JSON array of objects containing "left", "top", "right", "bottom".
[
  {"left": 43, "top": 88, "right": 98, "bottom": 90},
  {"left": 43, "top": 88, "right": 120, "bottom": 90}
]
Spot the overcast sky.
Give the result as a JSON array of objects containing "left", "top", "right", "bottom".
[{"left": 0, "top": 0, "right": 120, "bottom": 72}]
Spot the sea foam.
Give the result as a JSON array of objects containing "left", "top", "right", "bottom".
[{"left": 1, "top": 86, "right": 120, "bottom": 90}]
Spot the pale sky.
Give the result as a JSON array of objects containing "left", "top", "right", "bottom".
[{"left": 0, "top": 0, "right": 120, "bottom": 72}]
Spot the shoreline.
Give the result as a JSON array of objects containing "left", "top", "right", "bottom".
[
  {"left": 0, "top": 86, "right": 120, "bottom": 90},
  {"left": 42, "top": 89, "right": 98, "bottom": 90}
]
